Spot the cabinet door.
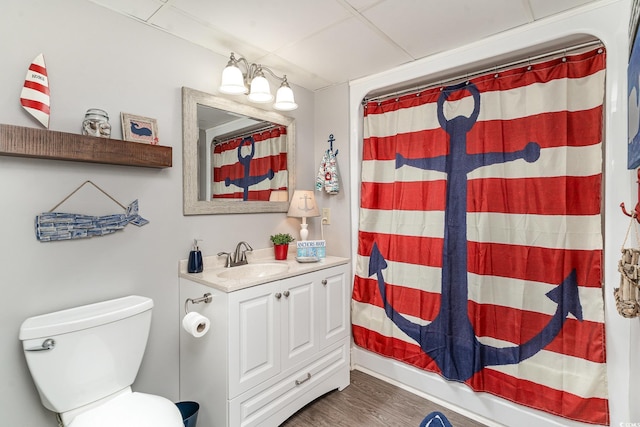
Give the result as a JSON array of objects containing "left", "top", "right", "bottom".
[
  {"left": 280, "top": 275, "right": 317, "bottom": 368},
  {"left": 319, "top": 265, "right": 350, "bottom": 348},
  {"left": 229, "top": 282, "right": 281, "bottom": 398}
]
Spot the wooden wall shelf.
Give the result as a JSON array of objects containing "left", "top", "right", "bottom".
[{"left": 0, "top": 123, "right": 172, "bottom": 168}]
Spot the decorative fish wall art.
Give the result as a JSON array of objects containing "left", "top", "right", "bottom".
[{"left": 34, "top": 181, "right": 149, "bottom": 242}]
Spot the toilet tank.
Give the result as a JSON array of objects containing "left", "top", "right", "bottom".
[{"left": 19, "top": 295, "right": 154, "bottom": 413}]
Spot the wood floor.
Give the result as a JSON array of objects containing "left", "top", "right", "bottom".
[{"left": 281, "top": 370, "right": 486, "bottom": 427}]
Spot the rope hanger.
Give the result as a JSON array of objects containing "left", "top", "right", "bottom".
[{"left": 49, "top": 180, "right": 126, "bottom": 213}]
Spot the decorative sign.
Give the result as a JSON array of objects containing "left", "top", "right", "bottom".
[
  {"left": 20, "top": 53, "right": 50, "bottom": 128},
  {"left": 121, "top": 113, "right": 159, "bottom": 144}
]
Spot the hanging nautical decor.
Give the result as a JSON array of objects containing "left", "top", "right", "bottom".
[
  {"left": 616, "top": 208, "right": 640, "bottom": 317},
  {"left": 316, "top": 134, "right": 339, "bottom": 194},
  {"left": 616, "top": 246, "right": 640, "bottom": 317},
  {"left": 617, "top": 169, "right": 640, "bottom": 317},
  {"left": 20, "top": 53, "right": 50, "bottom": 129},
  {"left": 35, "top": 181, "right": 149, "bottom": 242}
]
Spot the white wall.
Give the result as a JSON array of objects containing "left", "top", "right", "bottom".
[
  {"left": 0, "top": 1, "right": 314, "bottom": 425},
  {"left": 349, "top": 0, "right": 636, "bottom": 426}
]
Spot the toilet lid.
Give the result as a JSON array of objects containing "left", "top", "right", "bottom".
[{"left": 68, "top": 392, "right": 184, "bottom": 427}]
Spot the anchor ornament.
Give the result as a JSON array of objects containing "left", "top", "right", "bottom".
[
  {"left": 225, "top": 136, "right": 274, "bottom": 200},
  {"left": 372, "top": 82, "right": 584, "bottom": 381}
]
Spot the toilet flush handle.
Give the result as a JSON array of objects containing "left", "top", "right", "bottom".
[{"left": 25, "top": 338, "right": 55, "bottom": 352}]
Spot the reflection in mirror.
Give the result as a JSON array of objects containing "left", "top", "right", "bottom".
[
  {"left": 183, "top": 87, "right": 295, "bottom": 215},
  {"left": 202, "top": 107, "right": 288, "bottom": 201}
]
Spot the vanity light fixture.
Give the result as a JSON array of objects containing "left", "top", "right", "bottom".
[
  {"left": 219, "top": 52, "right": 298, "bottom": 111},
  {"left": 287, "top": 190, "right": 320, "bottom": 241}
]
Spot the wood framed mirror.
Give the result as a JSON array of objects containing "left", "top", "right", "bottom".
[{"left": 182, "top": 87, "right": 295, "bottom": 215}]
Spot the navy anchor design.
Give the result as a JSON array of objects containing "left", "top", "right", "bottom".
[
  {"left": 371, "top": 82, "right": 583, "bottom": 381},
  {"left": 225, "top": 136, "right": 274, "bottom": 200}
]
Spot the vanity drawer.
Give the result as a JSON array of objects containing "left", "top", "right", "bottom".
[{"left": 229, "top": 342, "right": 349, "bottom": 427}]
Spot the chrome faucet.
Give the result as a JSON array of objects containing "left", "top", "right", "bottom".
[
  {"left": 232, "top": 241, "right": 253, "bottom": 266},
  {"left": 217, "top": 241, "right": 253, "bottom": 268}
]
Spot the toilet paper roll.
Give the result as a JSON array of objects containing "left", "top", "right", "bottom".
[{"left": 182, "top": 312, "right": 210, "bottom": 338}]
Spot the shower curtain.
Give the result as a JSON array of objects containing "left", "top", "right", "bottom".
[
  {"left": 352, "top": 48, "right": 608, "bottom": 425},
  {"left": 212, "top": 126, "right": 288, "bottom": 200}
]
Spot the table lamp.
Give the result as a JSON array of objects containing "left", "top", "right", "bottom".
[{"left": 287, "top": 190, "right": 320, "bottom": 241}]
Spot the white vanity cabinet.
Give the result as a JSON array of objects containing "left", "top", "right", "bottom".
[{"left": 179, "top": 260, "right": 350, "bottom": 427}]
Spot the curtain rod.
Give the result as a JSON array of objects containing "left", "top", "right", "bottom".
[
  {"left": 213, "top": 123, "right": 282, "bottom": 145},
  {"left": 364, "top": 40, "right": 603, "bottom": 104}
]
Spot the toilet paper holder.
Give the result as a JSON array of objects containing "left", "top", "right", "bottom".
[{"left": 184, "top": 293, "right": 212, "bottom": 314}]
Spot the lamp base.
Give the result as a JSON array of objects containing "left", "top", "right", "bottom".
[{"left": 299, "top": 223, "right": 309, "bottom": 241}]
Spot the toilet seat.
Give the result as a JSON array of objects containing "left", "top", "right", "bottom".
[{"left": 68, "top": 391, "right": 183, "bottom": 427}]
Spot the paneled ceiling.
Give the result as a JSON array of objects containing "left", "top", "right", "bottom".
[{"left": 88, "top": 0, "right": 601, "bottom": 92}]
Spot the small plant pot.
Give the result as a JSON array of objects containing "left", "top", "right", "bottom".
[{"left": 274, "top": 244, "right": 289, "bottom": 260}]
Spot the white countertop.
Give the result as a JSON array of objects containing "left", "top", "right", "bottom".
[{"left": 179, "top": 247, "right": 350, "bottom": 292}]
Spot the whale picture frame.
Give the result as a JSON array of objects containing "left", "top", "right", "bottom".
[{"left": 121, "top": 112, "right": 159, "bottom": 145}]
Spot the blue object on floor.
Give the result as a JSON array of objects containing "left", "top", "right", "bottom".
[
  {"left": 420, "top": 411, "right": 453, "bottom": 427},
  {"left": 176, "top": 401, "right": 199, "bottom": 427}
]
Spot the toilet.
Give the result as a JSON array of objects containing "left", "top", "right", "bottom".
[{"left": 19, "top": 295, "right": 184, "bottom": 427}]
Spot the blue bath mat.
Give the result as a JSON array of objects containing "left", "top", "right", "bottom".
[{"left": 419, "top": 411, "right": 453, "bottom": 427}]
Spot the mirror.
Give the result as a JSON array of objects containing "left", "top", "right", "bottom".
[{"left": 182, "top": 87, "right": 296, "bottom": 215}]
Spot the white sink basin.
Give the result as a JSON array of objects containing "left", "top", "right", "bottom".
[{"left": 215, "top": 262, "right": 289, "bottom": 280}]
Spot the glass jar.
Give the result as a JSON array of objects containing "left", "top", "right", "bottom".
[{"left": 82, "top": 108, "right": 111, "bottom": 138}]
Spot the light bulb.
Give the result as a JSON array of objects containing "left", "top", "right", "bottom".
[
  {"left": 219, "top": 64, "right": 246, "bottom": 95},
  {"left": 248, "top": 75, "right": 273, "bottom": 103},
  {"left": 274, "top": 84, "right": 298, "bottom": 111}
]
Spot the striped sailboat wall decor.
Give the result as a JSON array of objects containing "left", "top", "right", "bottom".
[{"left": 20, "top": 53, "right": 50, "bottom": 128}]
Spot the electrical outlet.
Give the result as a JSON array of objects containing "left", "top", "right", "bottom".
[{"left": 322, "top": 207, "right": 331, "bottom": 225}]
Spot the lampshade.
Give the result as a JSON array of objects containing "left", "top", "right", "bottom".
[
  {"left": 248, "top": 74, "right": 273, "bottom": 103},
  {"left": 274, "top": 78, "right": 298, "bottom": 111},
  {"left": 287, "top": 190, "right": 320, "bottom": 241},
  {"left": 219, "top": 63, "right": 246, "bottom": 95}
]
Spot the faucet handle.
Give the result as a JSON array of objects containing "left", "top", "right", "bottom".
[{"left": 217, "top": 251, "right": 232, "bottom": 268}]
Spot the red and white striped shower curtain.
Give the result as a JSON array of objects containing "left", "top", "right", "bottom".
[
  {"left": 352, "top": 48, "right": 608, "bottom": 425},
  {"left": 212, "top": 126, "right": 288, "bottom": 200}
]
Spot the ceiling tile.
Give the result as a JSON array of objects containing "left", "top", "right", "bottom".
[
  {"left": 169, "top": 0, "right": 352, "bottom": 53},
  {"left": 343, "top": 0, "right": 385, "bottom": 12},
  {"left": 149, "top": 5, "right": 265, "bottom": 60},
  {"left": 257, "top": 53, "right": 334, "bottom": 92},
  {"left": 277, "top": 16, "right": 413, "bottom": 85},
  {"left": 361, "top": 0, "right": 532, "bottom": 59},
  {"left": 88, "top": 0, "right": 165, "bottom": 21},
  {"left": 528, "top": 0, "right": 600, "bottom": 20}
]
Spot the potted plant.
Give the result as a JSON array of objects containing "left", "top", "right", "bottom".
[{"left": 270, "top": 233, "right": 294, "bottom": 260}]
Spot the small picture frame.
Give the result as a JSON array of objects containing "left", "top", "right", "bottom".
[{"left": 121, "top": 113, "right": 159, "bottom": 145}]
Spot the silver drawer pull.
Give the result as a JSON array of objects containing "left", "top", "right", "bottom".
[
  {"left": 283, "top": 290, "right": 290, "bottom": 298},
  {"left": 321, "top": 279, "right": 327, "bottom": 286},
  {"left": 25, "top": 338, "right": 55, "bottom": 352},
  {"left": 275, "top": 292, "right": 282, "bottom": 299},
  {"left": 295, "top": 372, "right": 311, "bottom": 385}
]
